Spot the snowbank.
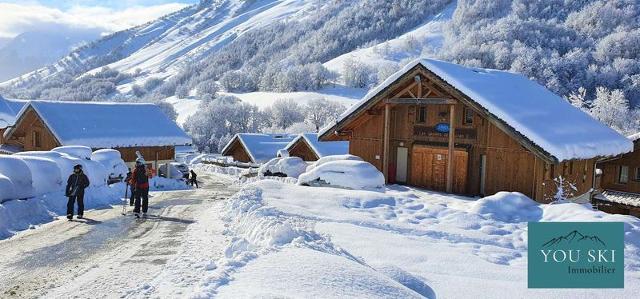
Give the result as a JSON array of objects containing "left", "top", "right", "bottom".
[
  {"left": 298, "top": 160, "right": 385, "bottom": 191},
  {"left": 53, "top": 145, "right": 92, "bottom": 160},
  {"left": 470, "top": 192, "right": 543, "bottom": 223},
  {"left": 0, "top": 156, "right": 35, "bottom": 201},
  {"left": 258, "top": 157, "right": 307, "bottom": 178},
  {"left": 91, "top": 149, "right": 128, "bottom": 180},
  {"left": 209, "top": 180, "right": 640, "bottom": 299},
  {"left": 13, "top": 156, "right": 63, "bottom": 196},
  {"left": 306, "top": 154, "right": 363, "bottom": 171}
]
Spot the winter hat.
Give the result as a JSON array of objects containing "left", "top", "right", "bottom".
[{"left": 73, "top": 164, "right": 83, "bottom": 170}]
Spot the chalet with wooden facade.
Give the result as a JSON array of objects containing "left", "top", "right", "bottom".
[
  {"left": 2, "top": 100, "right": 192, "bottom": 169},
  {"left": 594, "top": 134, "right": 640, "bottom": 216},
  {"left": 285, "top": 133, "right": 349, "bottom": 161},
  {"left": 320, "top": 59, "right": 632, "bottom": 203},
  {"left": 221, "top": 133, "right": 296, "bottom": 164}
]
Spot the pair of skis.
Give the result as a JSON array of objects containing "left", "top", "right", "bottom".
[{"left": 122, "top": 183, "right": 147, "bottom": 219}]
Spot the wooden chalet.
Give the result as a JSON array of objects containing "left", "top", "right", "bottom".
[
  {"left": 221, "top": 133, "right": 296, "bottom": 164},
  {"left": 594, "top": 134, "right": 640, "bottom": 216},
  {"left": 1, "top": 100, "right": 192, "bottom": 169},
  {"left": 285, "top": 133, "right": 349, "bottom": 161},
  {"left": 319, "top": 59, "right": 632, "bottom": 203}
]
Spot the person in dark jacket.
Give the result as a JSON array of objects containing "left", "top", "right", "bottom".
[
  {"left": 130, "top": 159, "right": 151, "bottom": 218},
  {"left": 190, "top": 170, "right": 198, "bottom": 188},
  {"left": 66, "top": 164, "right": 90, "bottom": 220},
  {"left": 124, "top": 168, "right": 135, "bottom": 206}
]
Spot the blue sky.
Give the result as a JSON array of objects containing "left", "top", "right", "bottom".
[
  {"left": 2, "top": 0, "right": 197, "bottom": 10},
  {"left": 0, "top": 1, "right": 196, "bottom": 38}
]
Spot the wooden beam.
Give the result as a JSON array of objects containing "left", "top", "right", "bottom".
[
  {"left": 394, "top": 82, "right": 418, "bottom": 99},
  {"left": 446, "top": 104, "right": 456, "bottom": 193},
  {"left": 383, "top": 103, "right": 391, "bottom": 183},
  {"left": 385, "top": 98, "right": 457, "bottom": 105}
]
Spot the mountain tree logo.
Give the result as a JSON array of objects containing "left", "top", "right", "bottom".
[
  {"left": 528, "top": 222, "right": 624, "bottom": 288},
  {"left": 542, "top": 230, "right": 607, "bottom": 248}
]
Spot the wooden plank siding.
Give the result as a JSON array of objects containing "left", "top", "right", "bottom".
[
  {"left": 224, "top": 138, "right": 253, "bottom": 163},
  {"left": 5, "top": 108, "right": 61, "bottom": 151},
  {"left": 288, "top": 139, "right": 320, "bottom": 161},
  {"left": 598, "top": 140, "right": 640, "bottom": 194},
  {"left": 332, "top": 67, "right": 596, "bottom": 203}
]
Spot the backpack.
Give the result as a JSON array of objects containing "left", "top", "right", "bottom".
[{"left": 136, "top": 167, "right": 149, "bottom": 184}]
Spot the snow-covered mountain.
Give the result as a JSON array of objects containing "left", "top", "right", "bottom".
[
  {"left": 0, "top": 29, "right": 102, "bottom": 82},
  {"left": 1, "top": 0, "right": 638, "bottom": 136}
]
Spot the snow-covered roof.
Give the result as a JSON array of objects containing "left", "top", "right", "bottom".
[
  {"left": 223, "top": 133, "right": 297, "bottom": 164},
  {"left": 320, "top": 58, "right": 633, "bottom": 162},
  {"left": 0, "top": 96, "right": 28, "bottom": 127},
  {"left": 6, "top": 100, "right": 192, "bottom": 148},
  {"left": 285, "top": 133, "right": 349, "bottom": 158},
  {"left": 628, "top": 133, "right": 640, "bottom": 142},
  {"left": 596, "top": 190, "right": 640, "bottom": 208}
]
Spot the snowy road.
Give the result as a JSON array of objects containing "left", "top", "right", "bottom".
[{"left": 0, "top": 173, "right": 237, "bottom": 299}]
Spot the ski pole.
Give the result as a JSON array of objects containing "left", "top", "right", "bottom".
[{"left": 122, "top": 182, "right": 128, "bottom": 215}]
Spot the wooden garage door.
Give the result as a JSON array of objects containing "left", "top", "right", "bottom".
[{"left": 410, "top": 146, "right": 468, "bottom": 194}]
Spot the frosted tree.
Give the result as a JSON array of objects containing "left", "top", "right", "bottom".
[
  {"left": 567, "top": 87, "right": 588, "bottom": 111},
  {"left": 343, "top": 58, "right": 374, "bottom": 88},
  {"left": 269, "top": 99, "right": 305, "bottom": 129},
  {"left": 590, "top": 86, "right": 631, "bottom": 133},
  {"left": 304, "top": 98, "right": 346, "bottom": 131}
]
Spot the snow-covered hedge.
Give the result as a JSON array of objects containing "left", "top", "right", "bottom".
[
  {"left": 298, "top": 160, "right": 385, "bottom": 191},
  {"left": 259, "top": 157, "right": 307, "bottom": 179}
]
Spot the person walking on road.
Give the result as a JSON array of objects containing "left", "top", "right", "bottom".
[
  {"left": 130, "top": 159, "right": 151, "bottom": 218},
  {"left": 66, "top": 164, "right": 90, "bottom": 220},
  {"left": 189, "top": 170, "right": 199, "bottom": 188},
  {"left": 124, "top": 168, "right": 135, "bottom": 206}
]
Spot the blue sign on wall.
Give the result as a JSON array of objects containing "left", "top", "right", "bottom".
[{"left": 435, "top": 123, "right": 450, "bottom": 133}]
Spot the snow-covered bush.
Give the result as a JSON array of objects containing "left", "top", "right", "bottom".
[
  {"left": 470, "top": 192, "right": 542, "bottom": 223},
  {"left": 53, "top": 145, "right": 92, "bottom": 160},
  {"left": 298, "top": 160, "right": 385, "bottom": 191},
  {"left": 92, "top": 149, "right": 128, "bottom": 180},
  {"left": 0, "top": 156, "right": 35, "bottom": 200},
  {"left": 306, "top": 154, "right": 363, "bottom": 172},
  {"left": 259, "top": 157, "right": 307, "bottom": 179},
  {"left": 13, "top": 156, "right": 63, "bottom": 196}
]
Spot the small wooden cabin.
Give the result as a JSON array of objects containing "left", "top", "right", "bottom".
[
  {"left": 2, "top": 100, "right": 192, "bottom": 169},
  {"left": 594, "top": 134, "right": 640, "bottom": 216},
  {"left": 221, "top": 133, "right": 296, "bottom": 164},
  {"left": 285, "top": 133, "right": 349, "bottom": 161},
  {"left": 319, "top": 59, "right": 632, "bottom": 203}
]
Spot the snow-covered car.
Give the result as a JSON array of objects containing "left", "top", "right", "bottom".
[
  {"left": 91, "top": 149, "right": 128, "bottom": 184},
  {"left": 305, "top": 154, "right": 363, "bottom": 172},
  {"left": 259, "top": 157, "right": 307, "bottom": 179},
  {"left": 159, "top": 162, "right": 190, "bottom": 179},
  {"left": 298, "top": 160, "right": 385, "bottom": 191}
]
